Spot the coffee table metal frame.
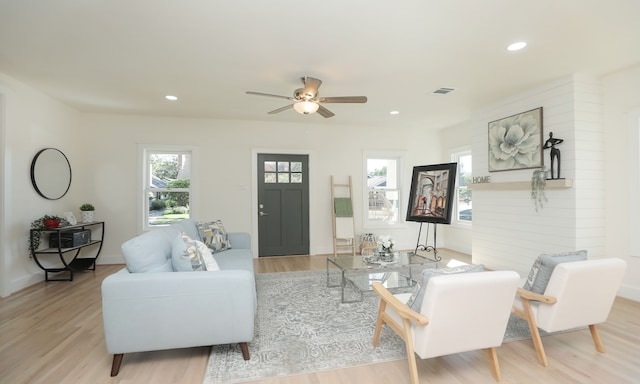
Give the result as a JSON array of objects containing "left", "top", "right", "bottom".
[{"left": 326, "top": 252, "right": 436, "bottom": 303}]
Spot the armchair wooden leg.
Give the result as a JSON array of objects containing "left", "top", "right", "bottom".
[
  {"left": 110, "top": 354, "right": 124, "bottom": 377},
  {"left": 402, "top": 318, "right": 419, "bottom": 384},
  {"left": 528, "top": 320, "right": 548, "bottom": 367},
  {"left": 239, "top": 342, "right": 250, "bottom": 360},
  {"left": 486, "top": 347, "right": 502, "bottom": 382},
  {"left": 372, "top": 298, "right": 387, "bottom": 348},
  {"left": 589, "top": 324, "right": 606, "bottom": 353},
  {"left": 520, "top": 300, "right": 548, "bottom": 367}
]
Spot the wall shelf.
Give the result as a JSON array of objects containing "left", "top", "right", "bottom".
[{"left": 468, "top": 178, "right": 573, "bottom": 191}]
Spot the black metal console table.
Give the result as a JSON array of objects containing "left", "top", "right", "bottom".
[{"left": 30, "top": 221, "right": 105, "bottom": 281}]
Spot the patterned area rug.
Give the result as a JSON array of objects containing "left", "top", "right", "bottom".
[{"left": 203, "top": 269, "right": 537, "bottom": 384}]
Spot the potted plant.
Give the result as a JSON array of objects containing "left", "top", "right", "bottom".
[
  {"left": 80, "top": 203, "right": 95, "bottom": 223},
  {"left": 531, "top": 168, "right": 547, "bottom": 212},
  {"left": 30, "top": 215, "right": 69, "bottom": 251}
]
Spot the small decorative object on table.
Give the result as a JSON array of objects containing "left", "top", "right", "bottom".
[
  {"left": 359, "top": 233, "right": 377, "bottom": 255},
  {"left": 62, "top": 211, "right": 77, "bottom": 225},
  {"left": 362, "top": 252, "right": 379, "bottom": 264},
  {"left": 377, "top": 235, "right": 396, "bottom": 262},
  {"left": 80, "top": 203, "right": 95, "bottom": 223}
]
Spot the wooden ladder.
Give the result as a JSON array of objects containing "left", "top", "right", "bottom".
[{"left": 331, "top": 176, "right": 356, "bottom": 257}]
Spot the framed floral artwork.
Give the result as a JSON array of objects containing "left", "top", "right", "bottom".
[{"left": 488, "top": 107, "right": 543, "bottom": 172}]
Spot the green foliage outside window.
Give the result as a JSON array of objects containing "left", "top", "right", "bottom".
[{"left": 167, "top": 179, "right": 190, "bottom": 207}]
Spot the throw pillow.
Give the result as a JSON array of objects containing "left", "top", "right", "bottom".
[
  {"left": 406, "top": 263, "right": 485, "bottom": 311},
  {"left": 197, "top": 220, "right": 232, "bottom": 252},
  {"left": 194, "top": 237, "right": 220, "bottom": 271},
  {"left": 171, "top": 232, "right": 220, "bottom": 272},
  {"left": 523, "top": 250, "right": 587, "bottom": 294}
]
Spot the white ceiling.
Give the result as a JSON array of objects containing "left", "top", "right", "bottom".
[{"left": 1, "top": 0, "right": 639, "bottom": 130}]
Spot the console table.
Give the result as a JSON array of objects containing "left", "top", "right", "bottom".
[{"left": 30, "top": 221, "right": 105, "bottom": 281}]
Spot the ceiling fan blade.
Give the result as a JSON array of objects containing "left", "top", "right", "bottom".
[
  {"left": 267, "top": 104, "right": 294, "bottom": 114},
  {"left": 301, "top": 77, "right": 322, "bottom": 99},
  {"left": 246, "top": 91, "right": 292, "bottom": 100},
  {"left": 316, "top": 105, "right": 335, "bottom": 118},
  {"left": 319, "top": 96, "right": 368, "bottom": 103}
]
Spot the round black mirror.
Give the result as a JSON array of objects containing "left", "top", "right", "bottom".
[{"left": 30, "top": 148, "right": 72, "bottom": 200}]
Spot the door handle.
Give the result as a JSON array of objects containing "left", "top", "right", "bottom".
[{"left": 259, "top": 211, "right": 269, "bottom": 217}]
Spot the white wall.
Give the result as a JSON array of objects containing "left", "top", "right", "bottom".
[
  {"left": 0, "top": 72, "right": 84, "bottom": 295},
  {"left": 78, "top": 114, "right": 446, "bottom": 265},
  {"left": 471, "top": 75, "right": 606, "bottom": 279},
  {"left": 440, "top": 122, "right": 473, "bottom": 255},
  {"left": 603, "top": 64, "right": 640, "bottom": 301}
]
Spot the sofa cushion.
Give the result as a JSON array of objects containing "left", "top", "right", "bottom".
[
  {"left": 171, "top": 232, "right": 220, "bottom": 272},
  {"left": 198, "top": 220, "right": 232, "bottom": 252},
  {"left": 523, "top": 250, "right": 587, "bottom": 294},
  {"left": 407, "top": 264, "right": 485, "bottom": 311},
  {"left": 213, "top": 249, "right": 254, "bottom": 273},
  {"left": 122, "top": 229, "right": 173, "bottom": 273},
  {"left": 169, "top": 218, "right": 201, "bottom": 241}
]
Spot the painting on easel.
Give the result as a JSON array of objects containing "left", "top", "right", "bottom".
[{"left": 406, "top": 163, "right": 457, "bottom": 224}]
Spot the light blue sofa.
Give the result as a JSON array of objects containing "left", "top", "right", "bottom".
[{"left": 101, "top": 219, "right": 256, "bottom": 376}]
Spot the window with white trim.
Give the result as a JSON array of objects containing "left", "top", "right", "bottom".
[
  {"left": 363, "top": 153, "right": 403, "bottom": 227},
  {"left": 452, "top": 150, "right": 472, "bottom": 224},
  {"left": 141, "top": 145, "right": 195, "bottom": 230}
]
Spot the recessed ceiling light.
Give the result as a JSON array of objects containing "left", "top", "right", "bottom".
[
  {"left": 165, "top": 95, "right": 178, "bottom": 101},
  {"left": 390, "top": 111, "right": 400, "bottom": 115},
  {"left": 507, "top": 41, "right": 527, "bottom": 51}
]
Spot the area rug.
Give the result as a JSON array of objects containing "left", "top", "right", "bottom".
[{"left": 203, "top": 269, "right": 539, "bottom": 384}]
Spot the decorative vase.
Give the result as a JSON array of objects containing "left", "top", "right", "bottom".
[
  {"left": 43, "top": 219, "right": 60, "bottom": 229},
  {"left": 379, "top": 250, "right": 395, "bottom": 262},
  {"left": 81, "top": 211, "right": 94, "bottom": 223}
]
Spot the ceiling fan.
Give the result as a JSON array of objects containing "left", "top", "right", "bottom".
[{"left": 246, "top": 76, "right": 367, "bottom": 118}]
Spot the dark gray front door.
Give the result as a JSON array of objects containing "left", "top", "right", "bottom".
[{"left": 257, "top": 154, "right": 310, "bottom": 256}]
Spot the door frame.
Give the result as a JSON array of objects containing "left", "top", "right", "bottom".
[
  {"left": 0, "top": 92, "right": 7, "bottom": 297},
  {"left": 251, "top": 148, "right": 317, "bottom": 257}
]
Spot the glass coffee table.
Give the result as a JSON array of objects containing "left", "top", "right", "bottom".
[{"left": 326, "top": 252, "right": 437, "bottom": 303}]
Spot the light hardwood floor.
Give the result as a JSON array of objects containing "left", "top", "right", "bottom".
[{"left": 1, "top": 250, "right": 639, "bottom": 384}]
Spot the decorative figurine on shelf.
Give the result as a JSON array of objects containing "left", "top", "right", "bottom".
[{"left": 543, "top": 132, "right": 564, "bottom": 179}]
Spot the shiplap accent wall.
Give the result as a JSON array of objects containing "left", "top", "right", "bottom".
[{"left": 471, "top": 76, "right": 604, "bottom": 277}]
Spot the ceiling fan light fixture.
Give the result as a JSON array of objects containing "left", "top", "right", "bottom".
[{"left": 293, "top": 101, "right": 319, "bottom": 114}]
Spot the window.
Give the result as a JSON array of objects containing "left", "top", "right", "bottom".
[
  {"left": 263, "top": 160, "right": 303, "bottom": 183},
  {"left": 364, "top": 153, "right": 403, "bottom": 227},
  {"left": 452, "top": 150, "right": 472, "bottom": 224},
  {"left": 140, "top": 145, "right": 195, "bottom": 229}
]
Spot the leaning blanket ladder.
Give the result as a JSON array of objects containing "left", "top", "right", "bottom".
[{"left": 331, "top": 176, "right": 356, "bottom": 256}]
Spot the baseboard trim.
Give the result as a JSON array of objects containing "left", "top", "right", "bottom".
[
  {"left": 8, "top": 272, "right": 45, "bottom": 297},
  {"left": 97, "top": 255, "right": 124, "bottom": 265},
  {"left": 618, "top": 283, "right": 640, "bottom": 302}
]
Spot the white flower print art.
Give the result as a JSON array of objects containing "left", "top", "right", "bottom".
[{"left": 488, "top": 107, "right": 543, "bottom": 172}]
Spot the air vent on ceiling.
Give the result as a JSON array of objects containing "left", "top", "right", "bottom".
[{"left": 432, "top": 87, "right": 456, "bottom": 95}]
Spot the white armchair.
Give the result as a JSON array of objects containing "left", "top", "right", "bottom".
[
  {"left": 512, "top": 258, "right": 627, "bottom": 367},
  {"left": 372, "top": 270, "right": 519, "bottom": 384}
]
